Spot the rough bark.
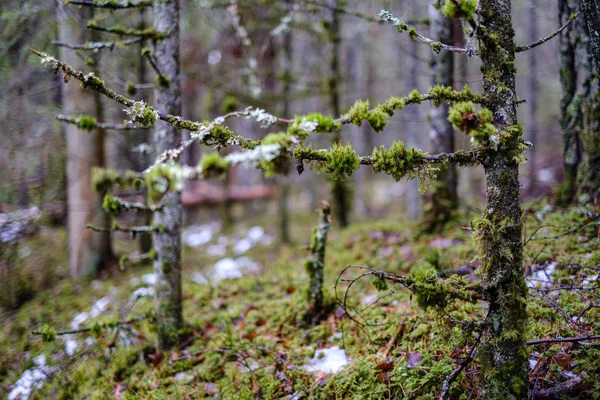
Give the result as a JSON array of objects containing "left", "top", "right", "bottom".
[
  {"left": 478, "top": 1, "right": 528, "bottom": 397},
  {"left": 424, "top": 4, "right": 456, "bottom": 233},
  {"left": 56, "top": 1, "right": 112, "bottom": 278},
  {"left": 137, "top": 8, "right": 153, "bottom": 254},
  {"left": 528, "top": 0, "right": 539, "bottom": 193},
  {"left": 152, "top": 0, "right": 183, "bottom": 350},
  {"left": 305, "top": 202, "right": 331, "bottom": 320},
  {"left": 557, "top": 0, "right": 582, "bottom": 205},
  {"left": 580, "top": 0, "right": 600, "bottom": 77},
  {"left": 328, "top": 0, "right": 351, "bottom": 228}
]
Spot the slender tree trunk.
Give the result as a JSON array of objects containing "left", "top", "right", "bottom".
[
  {"left": 279, "top": 3, "right": 293, "bottom": 244},
  {"left": 152, "top": 0, "right": 183, "bottom": 350},
  {"left": 137, "top": 8, "right": 153, "bottom": 254},
  {"left": 328, "top": 0, "right": 351, "bottom": 228},
  {"left": 557, "top": 0, "right": 582, "bottom": 205},
  {"left": 424, "top": 4, "right": 456, "bottom": 232},
  {"left": 56, "top": 1, "right": 111, "bottom": 278},
  {"left": 405, "top": 37, "right": 422, "bottom": 221},
  {"left": 528, "top": 1, "right": 539, "bottom": 194},
  {"left": 478, "top": 1, "right": 528, "bottom": 397}
]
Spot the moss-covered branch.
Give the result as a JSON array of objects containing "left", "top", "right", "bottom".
[
  {"left": 343, "top": 85, "right": 484, "bottom": 132},
  {"left": 379, "top": 10, "right": 476, "bottom": 56},
  {"left": 65, "top": 0, "right": 152, "bottom": 9},
  {"left": 87, "top": 21, "right": 168, "bottom": 40},
  {"left": 57, "top": 114, "right": 150, "bottom": 131},
  {"left": 52, "top": 38, "right": 142, "bottom": 51}
]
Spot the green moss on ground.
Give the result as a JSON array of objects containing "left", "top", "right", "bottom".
[{"left": 1, "top": 203, "right": 599, "bottom": 398}]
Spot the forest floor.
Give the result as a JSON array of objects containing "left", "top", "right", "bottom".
[{"left": 1, "top": 199, "right": 599, "bottom": 399}]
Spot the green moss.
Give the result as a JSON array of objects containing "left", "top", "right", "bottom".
[
  {"left": 156, "top": 73, "right": 170, "bottom": 88},
  {"left": 125, "top": 81, "right": 137, "bottom": 96},
  {"left": 92, "top": 168, "right": 139, "bottom": 193},
  {"left": 140, "top": 47, "right": 152, "bottom": 57},
  {"left": 345, "top": 100, "right": 371, "bottom": 126},
  {"left": 40, "top": 324, "right": 56, "bottom": 342},
  {"left": 296, "top": 113, "right": 341, "bottom": 133},
  {"left": 102, "top": 193, "right": 122, "bottom": 216},
  {"left": 371, "top": 141, "right": 436, "bottom": 191},
  {"left": 220, "top": 95, "right": 238, "bottom": 114},
  {"left": 76, "top": 114, "right": 97, "bottom": 131},
  {"left": 199, "top": 152, "right": 228, "bottom": 179},
  {"left": 442, "top": 0, "right": 477, "bottom": 19},
  {"left": 325, "top": 143, "right": 360, "bottom": 181}
]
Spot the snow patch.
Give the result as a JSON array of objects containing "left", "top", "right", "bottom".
[
  {"left": 527, "top": 262, "right": 557, "bottom": 289},
  {"left": 192, "top": 257, "right": 261, "bottom": 284},
  {"left": 8, "top": 354, "right": 56, "bottom": 400},
  {"left": 142, "top": 273, "right": 157, "bottom": 286},
  {"left": 89, "top": 297, "right": 111, "bottom": 318},
  {"left": 305, "top": 346, "right": 348, "bottom": 374},
  {"left": 131, "top": 287, "right": 154, "bottom": 299}
]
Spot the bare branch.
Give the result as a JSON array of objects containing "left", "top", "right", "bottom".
[
  {"left": 526, "top": 335, "right": 600, "bottom": 345},
  {"left": 32, "top": 315, "right": 148, "bottom": 337},
  {"left": 516, "top": 12, "right": 580, "bottom": 52}
]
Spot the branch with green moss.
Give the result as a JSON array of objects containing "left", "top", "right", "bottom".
[
  {"left": 102, "top": 193, "right": 161, "bottom": 216},
  {"left": 342, "top": 85, "right": 484, "bottom": 132},
  {"left": 32, "top": 314, "right": 149, "bottom": 342},
  {"left": 52, "top": 38, "right": 142, "bottom": 51},
  {"left": 57, "top": 114, "right": 150, "bottom": 131},
  {"left": 65, "top": 0, "right": 152, "bottom": 9},
  {"left": 515, "top": 12, "right": 580, "bottom": 52},
  {"left": 32, "top": 48, "right": 483, "bottom": 146},
  {"left": 87, "top": 21, "right": 169, "bottom": 40},
  {"left": 86, "top": 223, "right": 157, "bottom": 234},
  {"left": 335, "top": 265, "right": 482, "bottom": 327},
  {"left": 379, "top": 10, "right": 475, "bottom": 56}
]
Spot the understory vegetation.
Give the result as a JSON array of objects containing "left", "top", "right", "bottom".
[{"left": 1, "top": 200, "right": 598, "bottom": 399}]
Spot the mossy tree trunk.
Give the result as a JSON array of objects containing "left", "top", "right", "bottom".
[
  {"left": 57, "top": 3, "right": 113, "bottom": 278},
  {"left": 557, "top": 0, "right": 582, "bottom": 205},
  {"left": 424, "top": 4, "right": 456, "bottom": 232},
  {"left": 477, "top": 1, "right": 528, "bottom": 397},
  {"left": 152, "top": 0, "right": 183, "bottom": 351},
  {"left": 305, "top": 202, "right": 331, "bottom": 320},
  {"left": 327, "top": 0, "right": 351, "bottom": 228}
]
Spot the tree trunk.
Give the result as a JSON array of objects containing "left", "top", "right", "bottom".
[
  {"left": 557, "top": 0, "right": 582, "bottom": 205},
  {"left": 152, "top": 0, "right": 183, "bottom": 351},
  {"left": 137, "top": 8, "right": 153, "bottom": 254},
  {"left": 527, "top": 0, "right": 539, "bottom": 194},
  {"left": 279, "top": 3, "right": 293, "bottom": 244},
  {"left": 424, "top": 4, "right": 456, "bottom": 232},
  {"left": 328, "top": 0, "right": 351, "bottom": 228},
  {"left": 580, "top": 0, "right": 600, "bottom": 77},
  {"left": 405, "top": 37, "right": 422, "bottom": 221},
  {"left": 56, "top": 1, "right": 112, "bottom": 278},
  {"left": 478, "top": 1, "right": 528, "bottom": 397}
]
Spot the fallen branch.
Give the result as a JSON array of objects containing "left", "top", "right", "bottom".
[{"left": 527, "top": 335, "right": 600, "bottom": 345}]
